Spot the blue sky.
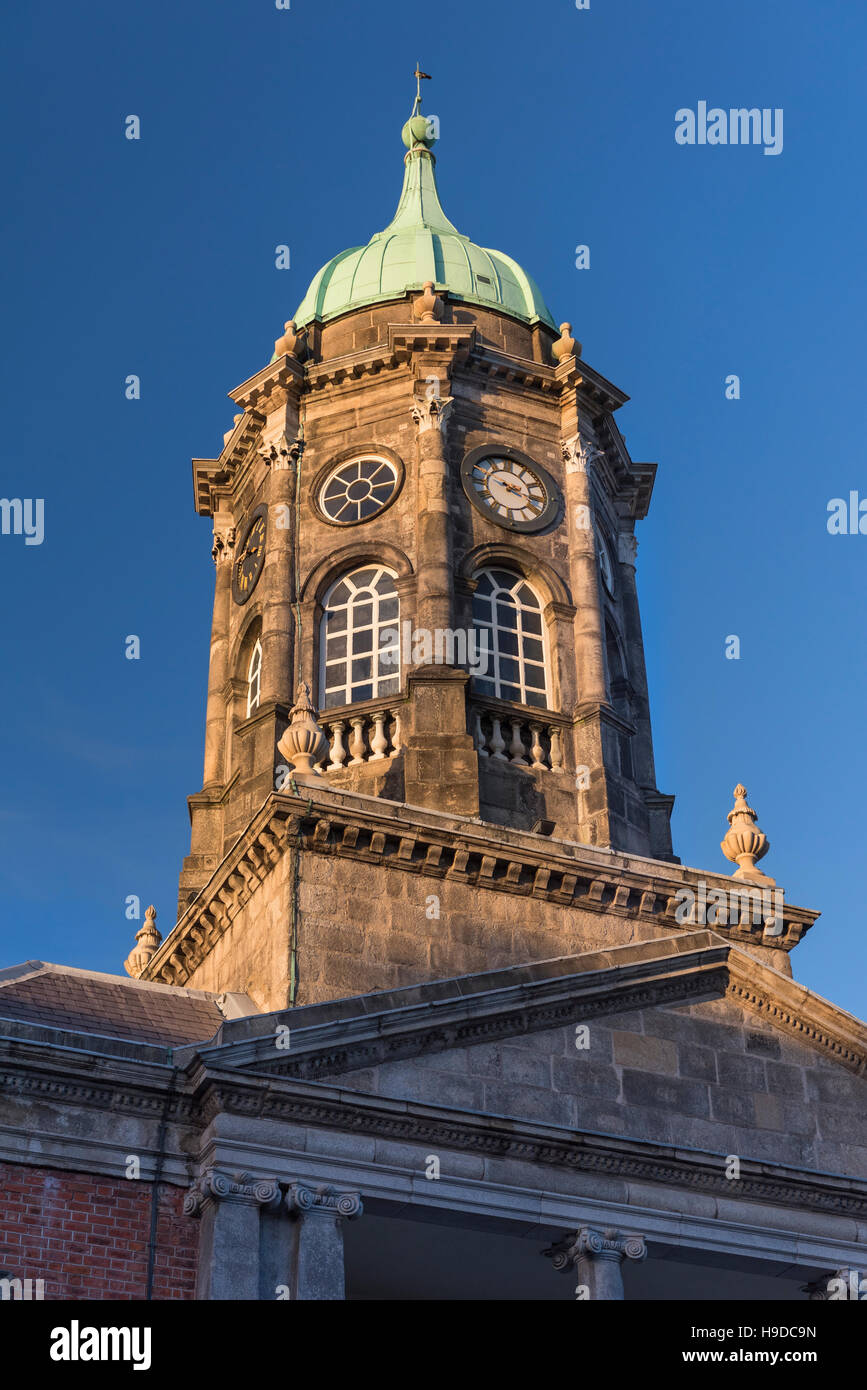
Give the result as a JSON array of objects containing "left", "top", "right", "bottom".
[{"left": 1, "top": 0, "right": 865, "bottom": 1014}]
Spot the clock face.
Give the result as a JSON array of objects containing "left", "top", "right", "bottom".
[
  {"left": 461, "top": 450, "right": 559, "bottom": 532},
  {"left": 319, "top": 457, "right": 399, "bottom": 525},
  {"left": 232, "top": 505, "right": 267, "bottom": 604}
]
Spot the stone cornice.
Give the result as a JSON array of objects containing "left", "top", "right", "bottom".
[
  {"left": 2, "top": 972, "right": 866, "bottom": 1219},
  {"left": 5, "top": 1032, "right": 867, "bottom": 1221},
  {"left": 192, "top": 410, "right": 267, "bottom": 517},
  {"left": 186, "top": 1065, "right": 867, "bottom": 1220},
  {"left": 143, "top": 788, "right": 820, "bottom": 991},
  {"left": 389, "top": 323, "right": 476, "bottom": 363},
  {"left": 462, "top": 346, "right": 559, "bottom": 395},
  {"left": 229, "top": 355, "right": 305, "bottom": 414},
  {"left": 554, "top": 357, "right": 630, "bottom": 414}
]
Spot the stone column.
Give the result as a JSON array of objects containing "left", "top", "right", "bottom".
[
  {"left": 258, "top": 437, "right": 298, "bottom": 707},
  {"left": 202, "top": 519, "right": 236, "bottom": 787},
  {"left": 544, "top": 1227, "right": 646, "bottom": 1300},
  {"left": 402, "top": 394, "right": 480, "bottom": 816},
  {"left": 283, "top": 1184, "right": 363, "bottom": 1300},
  {"left": 184, "top": 1168, "right": 282, "bottom": 1301},
  {"left": 411, "top": 394, "right": 454, "bottom": 637},
  {"left": 561, "top": 433, "right": 608, "bottom": 708}
]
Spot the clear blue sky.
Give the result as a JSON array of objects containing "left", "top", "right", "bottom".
[{"left": 1, "top": 0, "right": 864, "bottom": 1014}]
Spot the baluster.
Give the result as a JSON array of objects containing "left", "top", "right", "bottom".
[
  {"left": 389, "top": 709, "right": 402, "bottom": 755},
  {"left": 529, "top": 722, "right": 546, "bottom": 770},
  {"left": 489, "top": 716, "right": 507, "bottom": 760},
  {"left": 348, "top": 716, "right": 367, "bottom": 765},
  {"left": 370, "top": 711, "right": 388, "bottom": 760},
  {"left": 509, "top": 718, "right": 527, "bottom": 765},
  {"left": 474, "top": 710, "right": 489, "bottom": 756},
  {"left": 549, "top": 725, "right": 563, "bottom": 771},
  {"left": 327, "top": 720, "right": 347, "bottom": 771}
]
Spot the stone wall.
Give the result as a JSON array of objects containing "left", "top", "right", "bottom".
[
  {"left": 181, "top": 839, "right": 794, "bottom": 1011},
  {"left": 335, "top": 996, "right": 867, "bottom": 1177}
]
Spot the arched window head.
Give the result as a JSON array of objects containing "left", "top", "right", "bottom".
[
  {"left": 320, "top": 565, "right": 400, "bottom": 710},
  {"left": 246, "top": 638, "right": 263, "bottom": 717},
  {"left": 471, "top": 568, "right": 549, "bottom": 709}
]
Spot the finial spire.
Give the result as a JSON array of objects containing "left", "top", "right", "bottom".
[
  {"left": 124, "top": 904, "right": 162, "bottom": 978},
  {"left": 720, "top": 783, "right": 776, "bottom": 886},
  {"left": 403, "top": 65, "right": 436, "bottom": 153},
  {"left": 412, "top": 61, "right": 431, "bottom": 114}
]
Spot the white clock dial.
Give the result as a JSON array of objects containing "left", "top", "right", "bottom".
[{"left": 470, "top": 457, "right": 547, "bottom": 522}]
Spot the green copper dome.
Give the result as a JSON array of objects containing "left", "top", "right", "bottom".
[{"left": 291, "top": 105, "right": 556, "bottom": 332}]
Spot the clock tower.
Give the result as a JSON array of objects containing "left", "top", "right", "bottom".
[{"left": 150, "top": 82, "right": 679, "bottom": 1009}]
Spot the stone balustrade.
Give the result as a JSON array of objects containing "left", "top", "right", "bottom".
[
  {"left": 470, "top": 703, "right": 567, "bottom": 772},
  {"left": 318, "top": 707, "right": 403, "bottom": 770}
]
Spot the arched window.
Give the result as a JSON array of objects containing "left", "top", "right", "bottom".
[
  {"left": 246, "top": 638, "right": 262, "bottom": 717},
  {"left": 471, "top": 568, "right": 549, "bottom": 708},
  {"left": 320, "top": 565, "right": 400, "bottom": 710},
  {"left": 605, "top": 621, "right": 633, "bottom": 780}
]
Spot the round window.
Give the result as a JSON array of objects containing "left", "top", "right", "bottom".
[{"left": 319, "top": 458, "right": 399, "bottom": 525}]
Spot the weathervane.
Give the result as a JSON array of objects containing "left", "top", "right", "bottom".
[{"left": 412, "top": 61, "right": 431, "bottom": 115}]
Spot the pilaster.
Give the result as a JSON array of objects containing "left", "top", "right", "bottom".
[
  {"left": 282, "top": 1183, "right": 363, "bottom": 1300},
  {"left": 184, "top": 1168, "right": 282, "bottom": 1301}
]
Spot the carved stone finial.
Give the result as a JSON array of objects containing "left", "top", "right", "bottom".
[
  {"left": 721, "top": 784, "right": 776, "bottom": 886},
  {"left": 412, "top": 280, "right": 444, "bottom": 324},
  {"left": 124, "top": 905, "right": 162, "bottom": 978},
  {"left": 273, "top": 320, "right": 306, "bottom": 359},
  {"left": 277, "top": 682, "right": 330, "bottom": 781},
  {"left": 552, "top": 322, "right": 582, "bottom": 362}
]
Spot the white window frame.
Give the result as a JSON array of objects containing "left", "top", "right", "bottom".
[
  {"left": 319, "top": 565, "right": 400, "bottom": 709},
  {"left": 246, "top": 637, "right": 263, "bottom": 717},
  {"left": 471, "top": 567, "right": 550, "bottom": 708}
]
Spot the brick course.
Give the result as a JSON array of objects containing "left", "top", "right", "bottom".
[{"left": 0, "top": 1163, "right": 197, "bottom": 1300}]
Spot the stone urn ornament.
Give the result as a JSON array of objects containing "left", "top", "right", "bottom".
[
  {"left": 412, "top": 280, "right": 444, "bottom": 323},
  {"left": 277, "top": 682, "right": 329, "bottom": 782},
  {"left": 123, "top": 905, "right": 162, "bottom": 978},
  {"left": 273, "top": 319, "right": 307, "bottom": 360},
  {"left": 720, "top": 784, "right": 776, "bottom": 886},
  {"left": 552, "top": 322, "right": 582, "bottom": 363}
]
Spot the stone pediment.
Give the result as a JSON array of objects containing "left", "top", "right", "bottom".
[
  {"left": 171, "top": 931, "right": 867, "bottom": 1219},
  {"left": 176, "top": 930, "right": 866, "bottom": 1083}
]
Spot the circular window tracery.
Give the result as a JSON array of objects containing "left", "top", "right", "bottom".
[{"left": 319, "top": 458, "right": 399, "bottom": 525}]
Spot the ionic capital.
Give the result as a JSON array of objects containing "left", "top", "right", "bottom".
[
  {"left": 285, "top": 1183, "right": 363, "bottom": 1221},
  {"left": 545, "top": 1226, "right": 647, "bottom": 1270},
  {"left": 183, "top": 1168, "right": 282, "bottom": 1217}
]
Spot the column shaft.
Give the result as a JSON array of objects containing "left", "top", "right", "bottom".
[{"left": 202, "top": 520, "right": 234, "bottom": 786}]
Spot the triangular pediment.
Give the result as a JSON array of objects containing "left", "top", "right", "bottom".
[{"left": 180, "top": 930, "right": 867, "bottom": 1082}]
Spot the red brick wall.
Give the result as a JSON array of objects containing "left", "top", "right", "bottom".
[{"left": 0, "top": 1162, "right": 198, "bottom": 1299}]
